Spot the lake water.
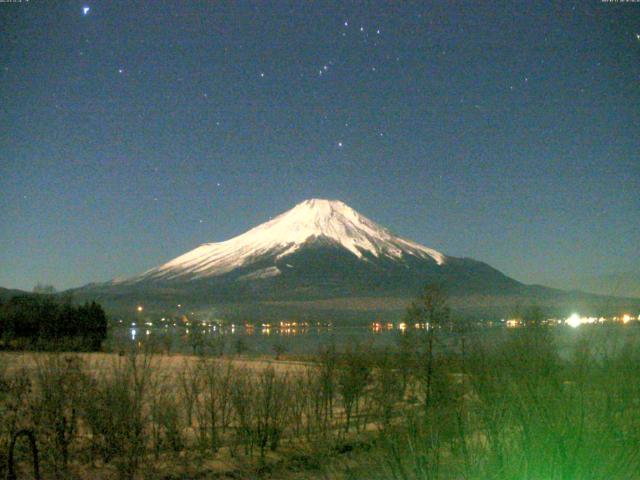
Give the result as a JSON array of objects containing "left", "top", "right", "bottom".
[
  {"left": 109, "top": 321, "right": 640, "bottom": 358},
  {"left": 110, "top": 324, "right": 406, "bottom": 355}
]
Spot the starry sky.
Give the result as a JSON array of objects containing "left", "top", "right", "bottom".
[{"left": 1, "top": 1, "right": 639, "bottom": 292}]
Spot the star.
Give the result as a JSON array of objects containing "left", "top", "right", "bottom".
[
  {"left": 260, "top": 72, "right": 265, "bottom": 78},
  {"left": 82, "top": 6, "right": 90, "bottom": 16},
  {"left": 118, "top": 68, "right": 124, "bottom": 74},
  {"left": 337, "top": 141, "right": 343, "bottom": 148},
  {"left": 636, "top": 33, "right": 640, "bottom": 41}
]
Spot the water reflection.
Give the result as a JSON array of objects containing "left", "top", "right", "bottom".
[{"left": 114, "top": 321, "right": 398, "bottom": 355}]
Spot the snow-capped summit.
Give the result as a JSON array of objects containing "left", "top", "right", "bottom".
[
  {"left": 79, "top": 198, "right": 533, "bottom": 314},
  {"left": 127, "top": 199, "right": 445, "bottom": 283}
]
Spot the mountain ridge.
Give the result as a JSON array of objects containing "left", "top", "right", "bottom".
[{"left": 73, "top": 199, "right": 640, "bottom": 320}]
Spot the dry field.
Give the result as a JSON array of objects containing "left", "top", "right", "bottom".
[
  {"left": 1, "top": 351, "right": 311, "bottom": 376},
  {"left": 3, "top": 325, "right": 640, "bottom": 479}
]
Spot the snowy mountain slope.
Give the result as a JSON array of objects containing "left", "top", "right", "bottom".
[
  {"left": 123, "top": 199, "right": 446, "bottom": 283},
  {"left": 71, "top": 199, "right": 640, "bottom": 320}
]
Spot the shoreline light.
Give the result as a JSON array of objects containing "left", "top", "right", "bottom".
[{"left": 566, "top": 313, "right": 582, "bottom": 328}]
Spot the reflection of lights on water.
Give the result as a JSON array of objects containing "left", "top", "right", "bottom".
[
  {"left": 136, "top": 305, "right": 143, "bottom": 312},
  {"left": 130, "top": 328, "right": 137, "bottom": 340},
  {"left": 622, "top": 314, "right": 632, "bottom": 324}
]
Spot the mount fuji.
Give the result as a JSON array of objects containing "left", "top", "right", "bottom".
[
  {"left": 75, "top": 199, "right": 637, "bottom": 320},
  {"left": 129, "top": 198, "right": 447, "bottom": 283}
]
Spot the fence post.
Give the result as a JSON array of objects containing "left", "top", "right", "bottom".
[{"left": 6, "top": 429, "right": 40, "bottom": 480}]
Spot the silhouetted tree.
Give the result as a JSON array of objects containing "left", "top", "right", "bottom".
[
  {"left": 404, "top": 284, "right": 450, "bottom": 412},
  {"left": 272, "top": 342, "right": 287, "bottom": 360}
]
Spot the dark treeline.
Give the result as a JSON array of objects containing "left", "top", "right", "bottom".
[{"left": 0, "top": 295, "right": 107, "bottom": 351}]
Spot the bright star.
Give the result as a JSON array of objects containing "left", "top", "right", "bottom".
[
  {"left": 82, "top": 6, "right": 90, "bottom": 15},
  {"left": 338, "top": 142, "right": 343, "bottom": 148},
  {"left": 118, "top": 68, "right": 124, "bottom": 74}
]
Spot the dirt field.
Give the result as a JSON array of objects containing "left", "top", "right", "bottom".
[{"left": 0, "top": 351, "right": 312, "bottom": 375}]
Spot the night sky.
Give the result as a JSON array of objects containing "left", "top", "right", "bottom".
[{"left": 1, "top": 1, "right": 638, "bottom": 292}]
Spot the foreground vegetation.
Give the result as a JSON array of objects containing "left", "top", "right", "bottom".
[{"left": 1, "top": 290, "right": 640, "bottom": 479}]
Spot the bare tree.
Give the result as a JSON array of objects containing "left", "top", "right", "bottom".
[{"left": 404, "top": 284, "right": 450, "bottom": 413}]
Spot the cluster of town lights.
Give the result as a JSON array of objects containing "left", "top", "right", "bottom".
[
  {"left": 129, "top": 304, "right": 637, "bottom": 336},
  {"left": 565, "top": 313, "right": 637, "bottom": 328}
]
